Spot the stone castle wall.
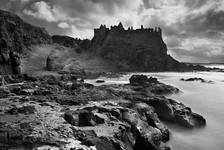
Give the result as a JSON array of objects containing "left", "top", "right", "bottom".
[{"left": 93, "top": 23, "right": 162, "bottom": 39}]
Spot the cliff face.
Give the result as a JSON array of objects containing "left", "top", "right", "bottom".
[
  {"left": 0, "top": 9, "right": 52, "bottom": 75},
  {"left": 90, "top": 23, "right": 184, "bottom": 71}
]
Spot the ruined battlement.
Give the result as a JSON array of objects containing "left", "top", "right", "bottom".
[{"left": 94, "top": 22, "right": 162, "bottom": 37}]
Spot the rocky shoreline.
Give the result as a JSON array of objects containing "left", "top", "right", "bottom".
[{"left": 0, "top": 74, "right": 206, "bottom": 150}]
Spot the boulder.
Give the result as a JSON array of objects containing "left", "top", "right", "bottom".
[
  {"left": 64, "top": 111, "right": 79, "bottom": 126},
  {"left": 0, "top": 87, "right": 10, "bottom": 98},
  {"left": 129, "top": 75, "right": 158, "bottom": 86},
  {"left": 128, "top": 75, "right": 179, "bottom": 95},
  {"left": 46, "top": 51, "right": 64, "bottom": 71},
  {"left": 140, "top": 97, "right": 206, "bottom": 128},
  {"left": 96, "top": 80, "right": 105, "bottom": 83},
  {"left": 6, "top": 105, "right": 36, "bottom": 115},
  {"left": 180, "top": 77, "right": 213, "bottom": 83},
  {"left": 64, "top": 109, "right": 105, "bottom": 127},
  {"left": 46, "top": 49, "right": 85, "bottom": 75},
  {"left": 122, "top": 109, "right": 169, "bottom": 150},
  {"left": 1, "top": 52, "right": 10, "bottom": 63},
  {"left": 79, "top": 110, "right": 105, "bottom": 126}
]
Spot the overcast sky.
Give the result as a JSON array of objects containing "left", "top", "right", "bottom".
[{"left": 0, "top": 0, "right": 224, "bottom": 63}]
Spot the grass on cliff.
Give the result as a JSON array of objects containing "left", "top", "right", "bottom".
[{"left": 21, "top": 44, "right": 117, "bottom": 76}]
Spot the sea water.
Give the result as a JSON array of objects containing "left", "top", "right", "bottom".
[{"left": 86, "top": 65, "right": 224, "bottom": 150}]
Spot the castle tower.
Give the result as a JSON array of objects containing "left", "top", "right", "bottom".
[
  {"left": 100, "top": 24, "right": 107, "bottom": 29},
  {"left": 118, "top": 22, "right": 124, "bottom": 30},
  {"left": 158, "top": 27, "right": 162, "bottom": 36},
  {"left": 154, "top": 27, "right": 158, "bottom": 32}
]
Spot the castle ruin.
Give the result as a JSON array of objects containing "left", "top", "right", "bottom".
[{"left": 93, "top": 22, "right": 162, "bottom": 38}]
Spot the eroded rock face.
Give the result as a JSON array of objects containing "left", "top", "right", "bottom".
[
  {"left": 137, "top": 97, "right": 206, "bottom": 128},
  {"left": 0, "top": 9, "right": 52, "bottom": 75}
]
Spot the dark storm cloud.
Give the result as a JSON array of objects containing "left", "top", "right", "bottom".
[
  {"left": 0, "top": 0, "right": 224, "bottom": 62},
  {"left": 50, "top": 0, "right": 131, "bottom": 18},
  {"left": 180, "top": 10, "right": 224, "bottom": 36},
  {"left": 141, "top": 0, "right": 224, "bottom": 62},
  {"left": 142, "top": 0, "right": 150, "bottom": 8}
]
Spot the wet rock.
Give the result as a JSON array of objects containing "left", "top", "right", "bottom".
[
  {"left": 22, "top": 74, "right": 38, "bottom": 82},
  {"left": 139, "top": 97, "right": 206, "bottom": 128},
  {"left": 191, "top": 113, "right": 206, "bottom": 127},
  {"left": 96, "top": 80, "right": 105, "bottom": 83},
  {"left": 64, "top": 109, "right": 105, "bottom": 127},
  {"left": 55, "top": 95, "right": 87, "bottom": 106},
  {"left": 174, "top": 107, "right": 206, "bottom": 128},
  {"left": 6, "top": 105, "right": 36, "bottom": 115},
  {"left": 134, "top": 102, "right": 170, "bottom": 142},
  {"left": 78, "top": 110, "right": 105, "bottom": 127},
  {"left": 180, "top": 77, "right": 213, "bottom": 83},
  {"left": 122, "top": 110, "right": 169, "bottom": 150},
  {"left": 0, "top": 87, "right": 10, "bottom": 98},
  {"left": 64, "top": 111, "right": 79, "bottom": 126},
  {"left": 2, "top": 75, "right": 22, "bottom": 84},
  {"left": 0, "top": 73, "right": 207, "bottom": 150},
  {"left": 146, "top": 84, "right": 179, "bottom": 95},
  {"left": 73, "top": 129, "right": 118, "bottom": 150},
  {"left": 83, "top": 83, "right": 94, "bottom": 89},
  {"left": 129, "top": 75, "right": 179, "bottom": 95},
  {"left": 129, "top": 75, "right": 158, "bottom": 86},
  {"left": 1, "top": 53, "right": 10, "bottom": 63},
  {"left": 68, "top": 101, "right": 170, "bottom": 150},
  {"left": 20, "top": 89, "right": 35, "bottom": 95}
]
